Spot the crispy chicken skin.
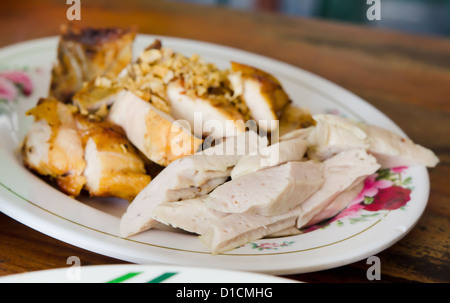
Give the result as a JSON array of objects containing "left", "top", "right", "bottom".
[
  {"left": 166, "top": 80, "right": 246, "bottom": 139},
  {"left": 22, "top": 98, "right": 87, "bottom": 196},
  {"left": 230, "top": 62, "right": 290, "bottom": 132},
  {"left": 49, "top": 24, "right": 136, "bottom": 103},
  {"left": 23, "top": 98, "right": 151, "bottom": 200},
  {"left": 278, "top": 104, "right": 316, "bottom": 137},
  {"left": 76, "top": 116, "right": 151, "bottom": 201}
]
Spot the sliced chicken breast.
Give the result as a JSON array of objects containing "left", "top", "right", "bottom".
[
  {"left": 230, "top": 135, "right": 308, "bottom": 179},
  {"left": 166, "top": 80, "right": 246, "bottom": 139},
  {"left": 361, "top": 123, "right": 439, "bottom": 168},
  {"left": 305, "top": 179, "right": 364, "bottom": 226},
  {"left": 151, "top": 197, "right": 227, "bottom": 236},
  {"left": 199, "top": 206, "right": 299, "bottom": 254},
  {"left": 119, "top": 131, "right": 267, "bottom": 237},
  {"left": 152, "top": 197, "right": 299, "bottom": 254},
  {"left": 230, "top": 62, "right": 290, "bottom": 133},
  {"left": 22, "top": 98, "right": 86, "bottom": 196},
  {"left": 307, "top": 114, "right": 369, "bottom": 161},
  {"left": 205, "top": 160, "right": 324, "bottom": 216},
  {"left": 279, "top": 126, "right": 314, "bottom": 141},
  {"left": 307, "top": 113, "right": 439, "bottom": 168},
  {"left": 76, "top": 116, "right": 151, "bottom": 201},
  {"left": 107, "top": 89, "right": 203, "bottom": 166},
  {"left": 296, "top": 149, "right": 380, "bottom": 228}
]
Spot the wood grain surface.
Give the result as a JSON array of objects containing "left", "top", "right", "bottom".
[{"left": 0, "top": 0, "right": 448, "bottom": 283}]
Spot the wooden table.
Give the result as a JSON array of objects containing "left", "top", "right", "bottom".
[{"left": 0, "top": 0, "right": 448, "bottom": 283}]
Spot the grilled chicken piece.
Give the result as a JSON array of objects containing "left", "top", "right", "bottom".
[
  {"left": 22, "top": 98, "right": 86, "bottom": 196},
  {"left": 72, "top": 77, "right": 123, "bottom": 114},
  {"left": 307, "top": 114, "right": 439, "bottom": 168},
  {"left": 230, "top": 135, "right": 308, "bottom": 179},
  {"left": 151, "top": 197, "right": 299, "bottom": 254},
  {"left": 205, "top": 161, "right": 324, "bottom": 216},
  {"left": 76, "top": 116, "right": 151, "bottom": 201},
  {"left": 306, "top": 180, "right": 364, "bottom": 226},
  {"left": 230, "top": 62, "right": 290, "bottom": 133},
  {"left": 108, "top": 90, "right": 203, "bottom": 166},
  {"left": 119, "top": 131, "right": 266, "bottom": 238},
  {"left": 49, "top": 24, "right": 136, "bottom": 103},
  {"left": 279, "top": 104, "right": 316, "bottom": 137},
  {"left": 361, "top": 123, "right": 439, "bottom": 169},
  {"left": 166, "top": 80, "right": 246, "bottom": 139},
  {"left": 296, "top": 149, "right": 380, "bottom": 228}
]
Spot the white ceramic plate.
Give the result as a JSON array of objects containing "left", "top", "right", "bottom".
[
  {"left": 0, "top": 264, "right": 297, "bottom": 283},
  {"left": 0, "top": 35, "right": 430, "bottom": 275}
]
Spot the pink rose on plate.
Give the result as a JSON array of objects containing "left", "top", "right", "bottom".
[
  {"left": 363, "top": 186, "right": 411, "bottom": 211},
  {"left": 0, "top": 70, "right": 33, "bottom": 96},
  {"left": 353, "top": 174, "right": 393, "bottom": 204},
  {"left": 391, "top": 166, "right": 408, "bottom": 174},
  {"left": 333, "top": 202, "right": 365, "bottom": 221},
  {"left": 0, "top": 76, "right": 19, "bottom": 102}
]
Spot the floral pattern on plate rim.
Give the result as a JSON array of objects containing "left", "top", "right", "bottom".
[{"left": 0, "top": 68, "right": 34, "bottom": 115}]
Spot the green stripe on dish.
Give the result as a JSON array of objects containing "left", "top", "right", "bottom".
[
  {"left": 147, "top": 272, "right": 178, "bottom": 283},
  {"left": 107, "top": 272, "right": 142, "bottom": 283}
]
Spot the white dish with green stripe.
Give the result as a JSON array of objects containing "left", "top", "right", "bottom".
[
  {"left": 0, "top": 264, "right": 296, "bottom": 283},
  {"left": 0, "top": 35, "right": 430, "bottom": 275}
]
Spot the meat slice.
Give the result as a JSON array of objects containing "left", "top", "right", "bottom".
[
  {"left": 296, "top": 149, "right": 380, "bottom": 228},
  {"left": 361, "top": 123, "right": 439, "bottom": 168},
  {"left": 72, "top": 77, "right": 123, "bottom": 114},
  {"left": 107, "top": 90, "right": 203, "bottom": 166},
  {"left": 199, "top": 206, "right": 299, "bottom": 254},
  {"left": 230, "top": 135, "right": 308, "bottom": 179},
  {"left": 279, "top": 126, "right": 314, "bottom": 142},
  {"left": 166, "top": 80, "right": 246, "bottom": 139},
  {"left": 306, "top": 114, "right": 369, "bottom": 161},
  {"left": 76, "top": 116, "right": 151, "bottom": 201},
  {"left": 205, "top": 161, "right": 324, "bottom": 216},
  {"left": 118, "top": 158, "right": 228, "bottom": 238},
  {"left": 230, "top": 62, "right": 290, "bottom": 133},
  {"left": 151, "top": 197, "right": 227, "bottom": 236},
  {"left": 278, "top": 104, "right": 316, "bottom": 137},
  {"left": 22, "top": 98, "right": 86, "bottom": 196},
  {"left": 151, "top": 197, "right": 299, "bottom": 254},
  {"left": 49, "top": 24, "right": 136, "bottom": 103},
  {"left": 307, "top": 114, "right": 439, "bottom": 168},
  {"left": 305, "top": 179, "right": 364, "bottom": 226},
  {"left": 119, "top": 131, "right": 266, "bottom": 237}
]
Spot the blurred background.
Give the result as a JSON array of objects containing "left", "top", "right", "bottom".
[{"left": 165, "top": 0, "right": 450, "bottom": 37}]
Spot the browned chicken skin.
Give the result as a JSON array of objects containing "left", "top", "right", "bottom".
[
  {"left": 76, "top": 115, "right": 151, "bottom": 201},
  {"left": 49, "top": 23, "right": 136, "bottom": 103},
  {"left": 23, "top": 98, "right": 87, "bottom": 196},
  {"left": 23, "top": 98, "right": 151, "bottom": 201}
]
